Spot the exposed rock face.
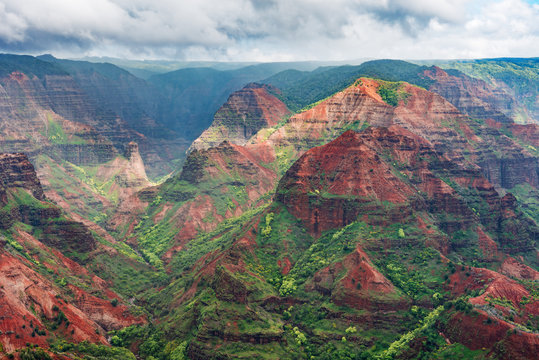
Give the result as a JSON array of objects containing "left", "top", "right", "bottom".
[
  {"left": 0, "top": 71, "right": 121, "bottom": 164},
  {"left": 49, "top": 144, "right": 118, "bottom": 165},
  {"left": 276, "top": 128, "right": 418, "bottom": 235},
  {"left": 476, "top": 149, "right": 538, "bottom": 189},
  {"left": 500, "top": 257, "right": 539, "bottom": 280},
  {"left": 190, "top": 83, "right": 290, "bottom": 151},
  {"left": 0, "top": 56, "right": 188, "bottom": 180},
  {"left": 0, "top": 151, "right": 145, "bottom": 353},
  {"left": 444, "top": 267, "right": 539, "bottom": 359},
  {"left": 156, "top": 140, "right": 277, "bottom": 244},
  {"left": 0, "top": 153, "right": 44, "bottom": 201},
  {"left": 275, "top": 126, "right": 537, "bottom": 258},
  {"left": 276, "top": 127, "right": 471, "bottom": 236},
  {"left": 110, "top": 141, "right": 149, "bottom": 188},
  {"left": 153, "top": 77, "right": 538, "bottom": 256},
  {"left": 424, "top": 66, "right": 515, "bottom": 123},
  {"left": 265, "top": 78, "right": 537, "bottom": 190},
  {"left": 485, "top": 119, "right": 539, "bottom": 147},
  {"left": 44, "top": 57, "right": 169, "bottom": 138},
  {"left": 307, "top": 244, "right": 408, "bottom": 310},
  {"left": 0, "top": 152, "right": 97, "bottom": 254},
  {"left": 421, "top": 68, "right": 538, "bottom": 189},
  {"left": 40, "top": 219, "right": 96, "bottom": 254},
  {"left": 263, "top": 78, "right": 396, "bottom": 151},
  {"left": 179, "top": 141, "right": 276, "bottom": 189},
  {"left": 0, "top": 246, "right": 144, "bottom": 353}
]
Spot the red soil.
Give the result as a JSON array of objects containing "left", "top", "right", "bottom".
[
  {"left": 476, "top": 227, "right": 499, "bottom": 260},
  {"left": 0, "top": 236, "right": 145, "bottom": 353},
  {"left": 307, "top": 244, "right": 407, "bottom": 310},
  {"left": 278, "top": 257, "right": 292, "bottom": 275},
  {"left": 444, "top": 265, "right": 539, "bottom": 359},
  {"left": 500, "top": 257, "right": 539, "bottom": 281}
]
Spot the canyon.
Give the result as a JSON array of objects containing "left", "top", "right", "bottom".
[{"left": 0, "top": 55, "right": 537, "bottom": 359}]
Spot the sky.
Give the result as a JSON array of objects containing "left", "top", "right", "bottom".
[{"left": 0, "top": 0, "right": 537, "bottom": 61}]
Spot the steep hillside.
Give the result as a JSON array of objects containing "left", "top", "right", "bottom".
[
  {"left": 1, "top": 55, "right": 537, "bottom": 359},
  {"left": 423, "top": 66, "right": 515, "bottom": 123},
  {"left": 0, "top": 153, "right": 149, "bottom": 359},
  {"left": 438, "top": 58, "right": 539, "bottom": 123},
  {"left": 264, "top": 59, "right": 536, "bottom": 124},
  {"left": 130, "top": 76, "right": 537, "bottom": 285},
  {"left": 0, "top": 54, "right": 188, "bottom": 179},
  {"left": 37, "top": 55, "right": 169, "bottom": 139},
  {"left": 0, "top": 54, "right": 188, "bottom": 257},
  {"left": 136, "top": 126, "right": 538, "bottom": 359},
  {"left": 190, "top": 83, "right": 290, "bottom": 151},
  {"left": 148, "top": 63, "right": 311, "bottom": 141}
]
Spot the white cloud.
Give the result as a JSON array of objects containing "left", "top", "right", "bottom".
[{"left": 0, "top": 0, "right": 536, "bottom": 60}]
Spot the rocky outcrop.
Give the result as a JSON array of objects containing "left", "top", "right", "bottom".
[
  {"left": 307, "top": 244, "right": 409, "bottom": 310},
  {"left": 190, "top": 83, "right": 290, "bottom": 151},
  {"left": 275, "top": 127, "right": 470, "bottom": 235},
  {"left": 0, "top": 152, "right": 97, "bottom": 254},
  {"left": 154, "top": 140, "right": 277, "bottom": 243},
  {"left": 0, "top": 246, "right": 144, "bottom": 353},
  {"left": 107, "top": 141, "right": 149, "bottom": 188},
  {"left": 0, "top": 153, "right": 44, "bottom": 202},
  {"left": 443, "top": 266, "right": 539, "bottom": 359},
  {"left": 424, "top": 66, "right": 515, "bottom": 123}
]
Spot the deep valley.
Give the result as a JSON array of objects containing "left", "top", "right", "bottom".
[{"left": 0, "top": 54, "right": 537, "bottom": 360}]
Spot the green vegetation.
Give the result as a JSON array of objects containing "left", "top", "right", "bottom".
[
  {"left": 431, "top": 343, "right": 489, "bottom": 359},
  {"left": 378, "top": 306, "right": 444, "bottom": 359},
  {"left": 440, "top": 58, "right": 539, "bottom": 123},
  {"left": 34, "top": 155, "right": 117, "bottom": 223},
  {"left": 376, "top": 81, "right": 411, "bottom": 106},
  {"left": 17, "top": 347, "right": 52, "bottom": 360},
  {"left": 281, "top": 222, "right": 368, "bottom": 293},
  {"left": 509, "top": 184, "right": 539, "bottom": 223},
  {"left": 265, "top": 59, "right": 434, "bottom": 111},
  {"left": 0, "top": 54, "right": 68, "bottom": 78},
  {"left": 1, "top": 55, "right": 538, "bottom": 360},
  {"left": 261, "top": 212, "right": 274, "bottom": 238},
  {"left": 51, "top": 340, "right": 136, "bottom": 360},
  {"left": 38, "top": 114, "right": 87, "bottom": 145}
]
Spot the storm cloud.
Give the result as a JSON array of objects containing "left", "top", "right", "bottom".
[{"left": 0, "top": 0, "right": 537, "bottom": 60}]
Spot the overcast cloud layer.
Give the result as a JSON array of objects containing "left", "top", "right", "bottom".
[{"left": 0, "top": 0, "right": 537, "bottom": 61}]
